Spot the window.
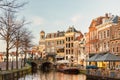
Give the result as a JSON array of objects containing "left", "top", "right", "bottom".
[
  {"left": 117, "top": 47, "right": 119, "bottom": 52},
  {"left": 113, "top": 48, "right": 114, "bottom": 52},
  {"left": 66, "top": 43, "right": 70, "bottom": 48},
  {"left": 71, "top": 49, "right": 73, "bottom": 54},
  {"left": 71, "top": 56, "right": 73, "bottom": 58},
  {"left": 57, "top": 41, "right": 59, "bottom": 45},
  {"left": 66, "top": 38, "right": 67, "bottom": 41},
  {"left": 66, "top": 50, "right": 68, "bottom": 54},
  {"left": 68, "top": 37, "right": 70, "bottom": 41},
  {"left": 100, "top": 32, "right": 102, "bottom": 40},
  {"left": 66, "top": 56, "right": 68, "bottom": 60},
  {"left": 104, "top": 42, "right": 106, "bottom": 48},
  {"left": 60, "top": 40, "right": 61, "bottom": 44},
  {"left": 104, "top": 31, "right": 106, "bottom": 38},
  {"left": 108, "top": 42, "right": 109, "bottom": 47},
  {"left": 69, "top": 43, "right": 70, "bottom": 48},
  {"left": 63, "top": 40, "right": 64, "bottom": 44},
  {"left": 61, "top": 40, "right": 64, "bottom": 44},
  {"left": 107, "top": 30, "right": 110, "bottom": 37},
  {"left": 69, "top": 50, "right": 70, "bottom": 54},
  {"left": 71, "top": 37, "right": 73, "bottom": 40},
  {"left": 71, "top": 43, "right": 73, "bottom": 47}
]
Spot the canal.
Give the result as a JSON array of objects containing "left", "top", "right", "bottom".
[{"left": 19, "top": 70, "right": 86, "bottom": 80}]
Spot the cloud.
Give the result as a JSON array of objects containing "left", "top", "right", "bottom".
[
  {"left": 70, "top": 15, "right": 83, "bottom": 24},
  {"left": 31, "top": 16, "right": 44, "bottom": 26}
]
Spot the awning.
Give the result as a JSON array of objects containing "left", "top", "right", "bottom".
[
  {"left": 96, "top": 53, "right": 120, "bottom": 61},
  {"left": 87, "top": 54, "right": 103, "bottom": 62},
  {"left": 46, "top": 52, "right": 57, "bottom": 56},
  {"left": 56, "top": 56, "right": 64, "bottom": 58},
  {"left": 56, "top": 60, "right": 69, "bottom": 64}
]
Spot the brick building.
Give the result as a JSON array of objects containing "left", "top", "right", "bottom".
[
  {"left": 86, "top": 13, "right": 120, "bottom": 68},
  {"left": 87, "top": 13, "right": 120, "bottom": 56},
  {"left": 110, "top": 17, "right": 120, "bottom": 55}
]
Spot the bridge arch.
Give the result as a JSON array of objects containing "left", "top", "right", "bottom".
[
  {"left": 40, "top": 61, "right": 53, "bottom": 72},
  {"left": 26, "top": 61, "right": 38, "bottom": 72}
]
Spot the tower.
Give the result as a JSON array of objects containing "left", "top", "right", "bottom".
[
  {"left": 39, "top": 30, "right": 45, "bottom": 45},
  {"left": 40, "top": 30, "right": 45, "bottom": 40}
]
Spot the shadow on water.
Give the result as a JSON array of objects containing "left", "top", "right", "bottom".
[
  {"left": 31, "top": 62, "right": 37, "bottom": 73},
  {"left": 40, "top": 62, "right": 53, "bottom": 73},
  {"left": 39, "top": 61, "right": 53, "bottom": 80}
]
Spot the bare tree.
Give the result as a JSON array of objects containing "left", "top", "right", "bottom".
[
  {"left": 0, "top": 0, "right": 26, "bottom": 70},
  {"left": 20, "top": 28, "right": 34, "bottom": 66},
  {"left": 0, "top": 0, "right": 27, "bottom": 12},
  {"left": 0, "top": 10, "right": 18, "bottom": 70},
  {"left": 13, "top": 19, "right": 26, "bottom": 69}
]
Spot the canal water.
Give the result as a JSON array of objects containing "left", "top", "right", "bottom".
[{"left": 19, "top": 70, "right": 86, "bottom": 80}]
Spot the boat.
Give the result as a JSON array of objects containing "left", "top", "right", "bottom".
[
  {"left": 56, "top": 65, "right": 80, "bottom": 74},
  {"left": 55, "top": 60, "right": 80, "bottom": 74}
]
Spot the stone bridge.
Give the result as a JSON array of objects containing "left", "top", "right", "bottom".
[{"left": 26, "top": 59, "right": 54, "bottom": 72}]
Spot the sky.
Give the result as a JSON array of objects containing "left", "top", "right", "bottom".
[{"left": 0, "top": 0, "right": 120, "bottom": 52}]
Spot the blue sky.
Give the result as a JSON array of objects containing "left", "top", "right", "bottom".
[{"left": 0, "top": 0, "right": 120, "bottom": 51}]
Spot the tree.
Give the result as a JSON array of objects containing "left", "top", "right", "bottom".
[
  {"left": 0, "top": 0, "right": 26, "bottom": 70},
  {"left": 13, "top": 19, "right": 26, "bottom": 69},
  {"left": 0, "top": 9, "right": 18, "bottom": 70},
  {"left": 0, "top": 0, "right": 26, "bottom": 11},
  {"left": 20, "top": 28, "right": 33, "bottom": 66}
]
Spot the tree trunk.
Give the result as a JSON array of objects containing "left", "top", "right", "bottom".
[
  {"left": 16, "top": 46, "right": 18, "bottom": 69},
  {"left": 24, "top": 50, "right": 27, "bottom": 67},
  {"left": 6, "top": 42, "right": 9, "bottom": 70}
]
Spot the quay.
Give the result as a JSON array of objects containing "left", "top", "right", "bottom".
[
  {"left": 86, "top": 69, "right": 120, "bottom": 80},
  {"left": 87, "top": 74, "right": 120, "bottom": 80},
  {"left": 0, "top": 66, "right": 31, "bottom": 80}
]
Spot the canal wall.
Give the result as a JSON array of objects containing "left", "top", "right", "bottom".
[
  {"left": 0, "top": 66, "right": 31, "bottom": 80},
  {"left": 86, "top": 69, "right": 120, "bottom": 80}
]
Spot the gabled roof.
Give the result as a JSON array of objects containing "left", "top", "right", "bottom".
[
  {"left": 89, "top": 13, "right": 119, "bottom": 28},
  {"left": 111, "top": 15, "right": 119, "bottom": 23},
  {"left": 66, "top": 26, "right": 78, "bottom": 33}
]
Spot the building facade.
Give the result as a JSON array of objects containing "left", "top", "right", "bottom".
[
  {"left": 85, "top": 13, "right": 120, "bottom": 68},
  {"left": 87, "top": 13, "right": 120, "bottom": 55},
  {"left": 39, "top": 26, "right": 85, "bottom": 65},
  {"left": 110, "top": 17, "right": 120, "bottom": 55}
]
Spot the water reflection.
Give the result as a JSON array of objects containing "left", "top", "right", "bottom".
[{"left": 19, "top": 70, "right": 86, "bottom": 80}]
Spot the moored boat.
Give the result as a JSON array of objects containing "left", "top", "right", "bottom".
[{"left": 57, "top": 67, "right": 80, "bottom": 74}]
